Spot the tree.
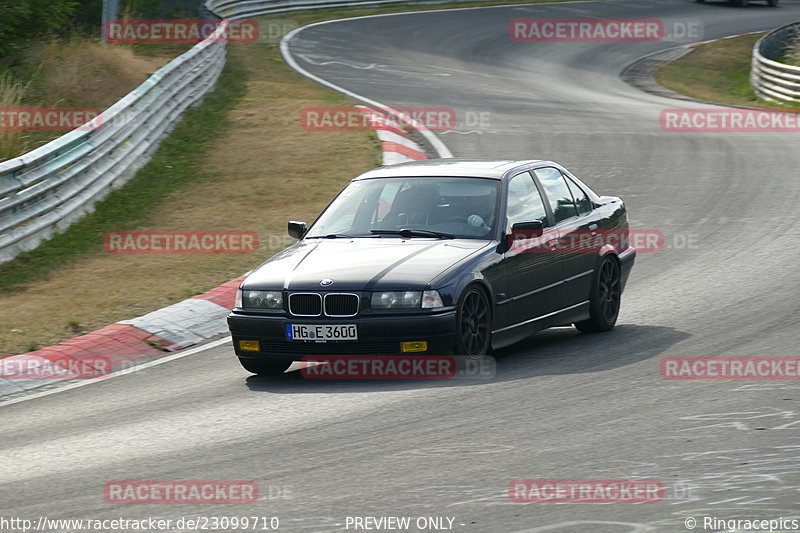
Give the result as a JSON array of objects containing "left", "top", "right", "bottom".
[{"left": 0, "top": 0, "right": 78, "bottom": 57}]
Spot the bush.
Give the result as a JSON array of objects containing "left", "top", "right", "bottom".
[
  {"left": 121, "top": 0, "right": 206, "bottom": 19},
  {"left": 0, "top": 73, "right": 28, "bottom": 160},
  {"left": 0, "top": 0, "right": 79, "bottom": 58},
  {"left": 786, "top": 35, "right": 800, "bottom": 67}
]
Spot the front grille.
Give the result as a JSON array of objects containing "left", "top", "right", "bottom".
[
  {"left": 324, "top": 293, "right": 359, "bottom": 317},
  {"left": 289, "top": 293, "right": 322, "bottom": 316}
]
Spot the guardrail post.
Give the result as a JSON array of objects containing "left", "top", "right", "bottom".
[{"left": 101, "top": 0, "right": 119, "bottom": 43}]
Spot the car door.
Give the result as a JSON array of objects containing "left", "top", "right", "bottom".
[
  {"left": 531, "top": 167, "right": 597, "bottom": 307},
  {"left": 500, "top": 171, "right": 563, "bottom": 329}
]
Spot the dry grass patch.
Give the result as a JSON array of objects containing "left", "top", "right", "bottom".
[
  {"left": 1, "top": 37, "right": 171, "bottom": 161},
  {"left": 22, "top": 37, "right": 170, "bottom": 108},
  {"left": 0, "top": 32, "right": 379, "bottom": 356},
  {"left": 0, "top": 0, "right": 607, "bottom": 355}
]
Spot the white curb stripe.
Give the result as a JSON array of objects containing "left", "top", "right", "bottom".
[
  {"left": 376, "top": 129, "right": 423, "bottom": 150},
  {"left": 119, "top": 298, "right": 231, "bottom": 349},
  {"left": 0, "top": 337, "right": 232, "bottom": 407}
]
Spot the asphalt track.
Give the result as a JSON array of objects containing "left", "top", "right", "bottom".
[{"left": 3, "top": 1, "right": 800, "bottom": 532}]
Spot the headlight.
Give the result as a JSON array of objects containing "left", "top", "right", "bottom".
[
  {"left": 421, "top": 290, "right": 444, "bottom": 309},
  {"left": 241, "top": 290, "right": 283, "bottom": 309},
  {"left": 371, "top": 291, "right": 422, "bottom": 309}
]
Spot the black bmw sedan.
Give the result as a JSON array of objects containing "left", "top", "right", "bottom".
[{"left": 227, "top": 159, "right": 636, "bottom": 375}]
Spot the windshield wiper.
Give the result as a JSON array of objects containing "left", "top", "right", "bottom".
[
  {"left": 307, "top": 233, "right": 359, "bottom": 239},
  {"left": 371, "top": 228, "right": 455, "bottom": 239}
]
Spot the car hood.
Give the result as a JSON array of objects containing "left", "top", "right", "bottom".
[{"left": 242, "top": 238, "right": 490, "bottom": 291}]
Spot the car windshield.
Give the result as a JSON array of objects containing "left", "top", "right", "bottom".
[{"left": 305, "top": 177, "right": 500, "bottom": 239}]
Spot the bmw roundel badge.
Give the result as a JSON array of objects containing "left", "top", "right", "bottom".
[{"left": 320, "top": 279, "right": 333, "bottom": 286}]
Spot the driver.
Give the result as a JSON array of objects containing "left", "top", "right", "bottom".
[{"left": 467, "top": 214, "right": 489, "bottom": 230}]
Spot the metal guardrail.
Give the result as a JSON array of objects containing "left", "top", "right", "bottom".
[
  {"left": 751, "top": 22, "right": 800, "bottom": 104},
  {"left": 0, "top": 0, "right": 480, "bottom": 264},
  {"left": 0, "top": 23, "right": 228, "bottom": 264}
]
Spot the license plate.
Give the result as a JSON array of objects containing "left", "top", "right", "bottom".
[{"left": 286, "top": 324, "right": 357, "bottom": 341}]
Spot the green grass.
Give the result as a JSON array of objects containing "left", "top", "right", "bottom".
[
  {"left": 784, "top": 36, "right": 800, "bottom": 66},
  {"left": 0, "top": 73, "right": 27, "bottom": 160},
  {"left": 0, "top": 52, "right": 248, "bottom": 294},
  {"left": 656, "top": 33, "right": 800, "bottom": 110}
]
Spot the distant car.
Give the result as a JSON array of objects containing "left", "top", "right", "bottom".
[
  {"left": 227, "top": 159, "right": 636, "bottom": 375},
  {"left": 695, "top": 0, "right": 778, "bottom": 6}
]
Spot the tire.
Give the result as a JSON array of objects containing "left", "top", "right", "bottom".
[
  {"left": 767, "top": 0, "right": 778, "bottom": 6},
  {"left": 575, "top": 256, "right": 622, "bottom": 333},
  {"left": 238, "top": 357, "right": 291, "bottom": 376},
  {"left": 455, "top": 285, "right": 492, "bottom": 357},
  {"left": 695, "top": 0, "right": 705, "bottom": 3},
  {"left": 730, "top": 0, "right": 747, "bottom": 6}
]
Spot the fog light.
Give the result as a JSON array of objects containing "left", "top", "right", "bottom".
[
  {"left": 401, "top": 341, "right": 428, "bottom": 353},
  {"left": 239, "top": 340, "right": 260, "bottom": 352}
]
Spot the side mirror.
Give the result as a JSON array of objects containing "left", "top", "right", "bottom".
[
  {"left": 288, "top": 220, "right": 307, "bottom": 240},
  {"left": 504, "top": 220, "right": 544, "bottom": 251},
  {"left": 511, "top": 220, "right": 544, "bottom": 235}
]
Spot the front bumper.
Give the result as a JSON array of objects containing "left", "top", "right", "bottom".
[{"left": 227, "top": 310, "right": 458, "bottom": 360}]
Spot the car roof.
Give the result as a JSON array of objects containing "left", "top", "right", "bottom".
[{"left": 353, "top": 159, "right": 548, "bottom": 180}]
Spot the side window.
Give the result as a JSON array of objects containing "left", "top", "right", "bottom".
[
  {"left": 506, "top": 172, "right": 548, "bottom": 228},
  {"left": 565, "top": 176, "right": 592, "bottom": 216},
  {"left": 533, "top": 167, "right": 578, "bottom": 224}
]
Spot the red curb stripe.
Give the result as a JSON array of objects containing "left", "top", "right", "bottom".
[
  {"left": 21, "top": 324, "right": 171, "bottom": 370},
  {"left": 2, "top": 273, "right": 248, "bottom": 381},
  {"left": 193, "top": 275, "right": 245, "bottom": 309},
  {"left": 355, "top": 107, "right": 413, "bottom": 138},
  {"left": 382, "top": 141, "right": 428, "bottom": 160}
]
